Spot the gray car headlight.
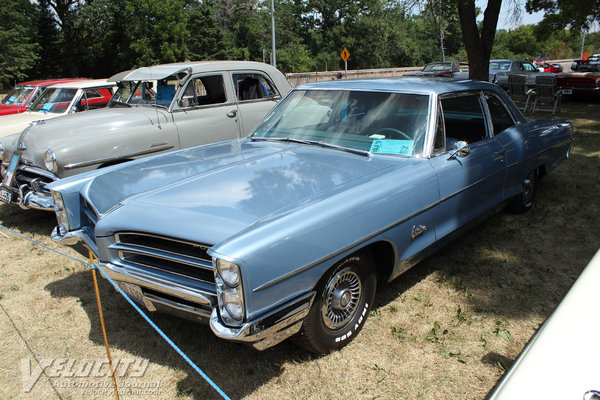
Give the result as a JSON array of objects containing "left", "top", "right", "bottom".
[
  {"left": 215, "top": 259, "right": 245, "bottom": 326},
  {"left": 51, "top": 190, "right": 70, "bottom": 233},
  {"left": 44, "top": 149, "right": 58, "bottom": 172}
]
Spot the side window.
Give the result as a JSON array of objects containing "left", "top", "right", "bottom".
[
  {"left": 180, "top": 75, "right": 226, "bottom": 108},
  {"left": 233, "top": 73, "right": 278, "bottom": 101},
  {"left": 440, "top": 94, "right": 487, "bottom": 145},
  {"left": 485, "top": 93, "right": 515, "bottom": 135},
  {"left": 85, "top": 89, "right": 102, "bottom": 99}
]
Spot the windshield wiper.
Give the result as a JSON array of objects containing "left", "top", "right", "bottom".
[{"left": 250, "top": 136, "right": 370, "bottom": 157}]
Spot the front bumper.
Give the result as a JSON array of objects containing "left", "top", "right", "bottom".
[
  {"left": 51, "top": 225, "right": 315, "bottom": 351},
  {"left": 1, "top": 162, "right": 57, "bottom": 211}
]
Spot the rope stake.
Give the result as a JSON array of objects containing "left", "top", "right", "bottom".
[{"left": 90, "top": 250, "right": 120, "bottom": 400}]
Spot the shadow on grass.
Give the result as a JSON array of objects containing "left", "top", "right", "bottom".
[
  {"left": 0, "top": 204, "right": 56, "bottom": 236},
  {"left": 44, "top": 269, "right": 316, "bottom": 399}
]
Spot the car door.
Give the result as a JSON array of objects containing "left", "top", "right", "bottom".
[
  {"left": 230, "top": 71, "right": 283, "bottom": 136},
  {"left": 171, "top": 73, "right": 241, "bottom": 149},
  {"left": 429, "top": 91, "right": 507, "bottom": 240}
]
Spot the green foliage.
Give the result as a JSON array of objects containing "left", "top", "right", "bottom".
[
  {"left": 0, "top": 0, "right": 593, "bottom": 89},
  {"left": 0, "top": 0, "right": 39, "bottom": 87}
]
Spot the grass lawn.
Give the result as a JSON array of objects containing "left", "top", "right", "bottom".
[{"left": 0, "top": 97, "right": 598, "bottom": 399}]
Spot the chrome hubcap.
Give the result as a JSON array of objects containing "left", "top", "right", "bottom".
[
  {"left": 522, "top": 172, "right": 535, "bottom": 200},
  {"left": 321, "top": 267, "right": 362, "bottom": 330}
]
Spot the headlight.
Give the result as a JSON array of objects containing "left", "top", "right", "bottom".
[
  {"left": 214, "top": 258, "right": 245, "bottom": 326},
  {"left": 51, "top": 190, "right": 69, "bottom": 232},
  {"left": 44, "top": 149, "right": 57, "bottom": 172},
  {"left": 222, "top": 290, "right": 244, "bottom": 320},
  {"left": 216, "top": 259, "right": 240, "bottom": 287}
]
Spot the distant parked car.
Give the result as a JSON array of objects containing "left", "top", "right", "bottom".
[
  {"left": 405, "top": 61, "right": 464, "bottom": 78},
  {"left": 0, "top": 79, "right": 115, "bottom": 138},
  {"left": 556, "top": 72, "right": 600, "bottom": 96},
  {"left": 0, "top": 61, "right": 291, "bottom": 211},
  {"left": 0, "top": 78, "right": 84, "bottom": 117},
  {"left": 48, "top": 78, "right": 574, "bottom": 354},
  {"left": 490, "top": 59, "right": 555, "bottom": 89},
  {"left": 542, "top": 63, "right": 563, "bottom": 73},
  {"left": 570, "top": 55, "right": 600, "bottom": 72},
  {"left": 488, "top": 249, "right": 600, "bottom": 400}
]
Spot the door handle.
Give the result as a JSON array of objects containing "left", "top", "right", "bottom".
[
  {"left": 227, "top": 109, "right": 237, "bottom": 118},
  {"left": 493, "top": 150, "right": 506, "bottom": 157}
]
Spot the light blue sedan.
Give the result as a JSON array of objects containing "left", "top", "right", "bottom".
[{"left": 48, "top": 78, "right": 574, "bottom": 354}]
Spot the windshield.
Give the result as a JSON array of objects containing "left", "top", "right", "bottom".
[
  {"left": 489, "top": 61, "right": 512, "bottom": 71},
  {"left": 109, "top": 77, "right": 180, "bottom": 107},
  {"left": 423, "top": 63, "right": 452, "bottom": 72},
  {"left": 252, "top": 90, "right": 430, "bottom": 156},
  {"left": 29, "top": 88, "right": 78, "bottom": 114},
  {"left": 2, "top": 86, "right": 34, "bottom": 106}
]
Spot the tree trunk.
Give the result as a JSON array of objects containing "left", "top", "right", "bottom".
[{"left": 456, "top": 0, "right": 501, "bottom": 81}]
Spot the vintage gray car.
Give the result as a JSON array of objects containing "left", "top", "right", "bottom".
[
  {"left": 48, "top": 78, "right": 574, "bottom": 354},
  {"left": 0, "top": 61, "right": 290, "bottom": 210},
  {"left": 489, "top": 59, "right": 554, "bottom": 89}
]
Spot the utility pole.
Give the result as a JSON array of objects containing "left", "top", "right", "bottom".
[{"left": 271, "top": 0, "right": 276, "bottom": 67}]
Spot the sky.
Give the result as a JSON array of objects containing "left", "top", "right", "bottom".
[{"left": 475, "top": 0, "right": 544, "bottom": 30}]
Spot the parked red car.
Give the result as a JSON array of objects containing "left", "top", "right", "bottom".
[
  {"left": 0, "top": 78, "right": 83, "bottom": 116},
  {"left": 556, "top": 73, "right": 600, "bottom": 96},
  {"left": 542, "top": 63, "right": 563, "bottom": 73}
]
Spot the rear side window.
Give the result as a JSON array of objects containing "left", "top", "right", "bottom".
[
  {"left": 233, "top": 73, "right": 278, "bottom": 101},
  {"left": 484, "top": 93, "right": 515, "bottom": 135}
]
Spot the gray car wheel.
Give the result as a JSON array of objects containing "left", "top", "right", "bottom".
[{"left": 294, "top": 250, "right": 376, "bottom": 354}]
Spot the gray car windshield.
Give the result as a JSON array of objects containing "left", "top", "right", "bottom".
[
  {"left": 252, "top": 90, "right": 430, "bottom": 156},
  {"left": 110, "top": 77, "right": 179, "bottom": 107}
]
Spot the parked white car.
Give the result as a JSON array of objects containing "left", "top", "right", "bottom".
[
  {"left": 0, "top": 79, "right": 115, "bottom": 138},
  {"left": 489, "top": 249, "right": 600, "bottom": 399}
]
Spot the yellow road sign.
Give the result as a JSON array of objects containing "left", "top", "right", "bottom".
[{"left": 340, "top": 47, "right": 350, "bottom": 62}]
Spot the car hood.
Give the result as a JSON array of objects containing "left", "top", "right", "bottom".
[
  {"left": 83, "top": 140, "right": 408, "bottom": 245},
  {"left": 13, "top": 107, "right": 170, "bottom": 164},
  {"left": 0, "top": 111, "right": 56, "bottom": 138}
]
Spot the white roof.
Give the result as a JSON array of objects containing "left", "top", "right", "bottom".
[
  {"left": 109, "top": 61, "right": 283, "bottom": 82},
  {"left": 47, "top": 79, "right": 114, "bottom": 89}
]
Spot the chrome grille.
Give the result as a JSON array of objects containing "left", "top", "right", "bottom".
[{"left": 114, "top": 232, "right": 215, "bottom": 285}]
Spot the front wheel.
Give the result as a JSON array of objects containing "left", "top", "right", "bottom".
[
  {"left": 509, "top": 169, "right": 538, "bottom": 213},
  {"left": 294, "top": 251, "right": 377, "bottom": 354}
]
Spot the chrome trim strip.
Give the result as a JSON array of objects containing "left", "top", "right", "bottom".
[
  {"left": 116, "top": 246, "right": 212, "bottom": 268},
  {"left": 143, "top": 293, "right": 212, "bottom": 318},
  {"left": 114, "top": 232, "right": 212, "bottom": 263},
  {"left": 99, "top": 262, "right": 216, "bottom": 305},
  {"left": 63, "top": 145, "right": 174, "bottom": 170},
  {"left": 117, "top": 251, "right": 214, "bottom": 285}
]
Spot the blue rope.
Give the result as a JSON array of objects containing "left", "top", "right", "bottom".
[{"left": 0, "top": 224, "right": 231, "bottom": 400}]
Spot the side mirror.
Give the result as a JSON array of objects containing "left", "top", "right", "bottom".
[{"left": 448, "top": 141, "right": 470, "bottom": 160}]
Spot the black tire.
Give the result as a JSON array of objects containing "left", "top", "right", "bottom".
[
  {"left": 510, "top": 169, "right": 538, "bottom": 213},
  {"left": 294, "top": 250, "right": 377, "bottom": 354}
]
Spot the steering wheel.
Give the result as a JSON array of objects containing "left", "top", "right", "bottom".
[{"left": 373, "top": 128, "right": 411, "bottom": 140}]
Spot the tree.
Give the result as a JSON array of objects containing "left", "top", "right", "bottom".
[
  {"left": 0, "top": 0, "right": 39, "bottom": 88},
  {"left": 526, "top": 0, "right": 600, "bottom": 31},
  {"left": 455, "top": 0, "right": 501, "bottom": 80}
]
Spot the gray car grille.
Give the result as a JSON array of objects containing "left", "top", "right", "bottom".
[{"left": 114, "top": 232, "right": 215, "bottom": 285}]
